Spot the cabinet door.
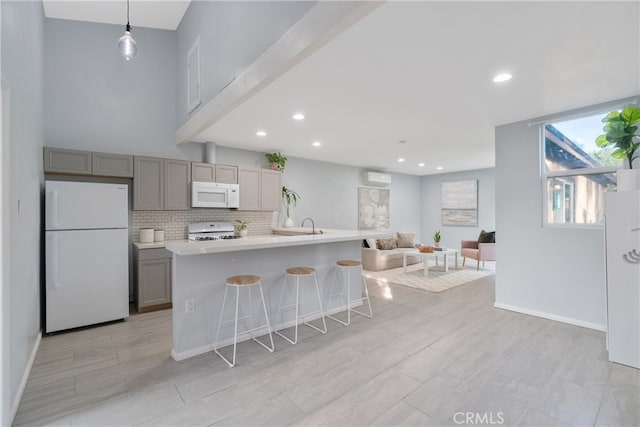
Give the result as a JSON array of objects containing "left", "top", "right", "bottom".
[
  {"left": 44, "top": 147, "right": 92, "bottom": 175},
  {"left": 133, "top": 156, "right": 164, "bottom": 210},
  {"left": 261, "top": 169, "right": 282, "bottom": 211},
  {"left": 215, "top": 164, "right": 239, "bottom": 184},
  {"left": 165, "top": 159, "right": 191, "bottom": 210},
  {"left": 192, "top": 162, "right": 215, "bottom": 182},
  {"left": 137, "top": 258, "right": 172, "bottom": 311},
  {"left": 92, "top": 152, "right": 134, "bottom": 177},
  {"left": 238, "top": 166, "right": 261, "bottom": 211}
]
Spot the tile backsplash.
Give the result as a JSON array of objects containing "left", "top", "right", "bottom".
[{"left": 131, "top": 209, "right": 278, "bottom": 242}]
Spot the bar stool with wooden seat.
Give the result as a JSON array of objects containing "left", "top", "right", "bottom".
[
  {"left": 327, "top": 260, "right": 373, "bottom": 326},
  {"left": 274, "top": 267, "right": 327, "bottom": 344},
  {"left": 214, "top": 275, "right": 274, "bottom": 368}
]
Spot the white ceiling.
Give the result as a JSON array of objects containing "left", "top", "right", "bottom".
[
  {"left": 197, "top": 1, "right": 640, "bottom": 176},
  {"left": 42, "top": 0, "right": 190, "bottom": 30}
]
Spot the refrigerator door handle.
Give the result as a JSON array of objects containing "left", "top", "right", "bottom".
[
  {"left": 51, "top": 189, "right": 59, "bottom": 228},
  {"left": 50, "top": 233, "right": 61, "bottom": 289}
]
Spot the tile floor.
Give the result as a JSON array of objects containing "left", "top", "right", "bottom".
[{"left": 14, "top": 274, "right": 640, "bottom": 426}]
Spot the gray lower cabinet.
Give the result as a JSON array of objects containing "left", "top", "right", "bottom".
[
  {"left": 44, "top": 148, "right": 93, "bottom": 175},
  {"left": 261, "top": 169, "right": 282, "bottom": 211},
  {"left": 92, "top": 152, "right": 134, "bottom": 177},
  {"left": 134, "top": 156, "right": 191, "bottom": 210},
  {"left": 134, "top": 247, "right": 172, "bottom": 313}
]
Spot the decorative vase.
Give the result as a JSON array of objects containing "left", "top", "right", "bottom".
[
  {"left": 434, "top": 242, "right": 440, "bottom": 248},
  {"left": 284, "top": 217, "right": 294, "bottom": 228},
  {"left": 239, "top": 229, "right": 248, "bottom": 238},
  {"left": 617, "top": 169, "right": 640, "bottom": 191},
  {"left": 269, "top": 162, "right": 280, "bottom": 171}
]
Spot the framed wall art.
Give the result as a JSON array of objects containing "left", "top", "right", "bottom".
[
  {"left": 441, "top": 179, "right": 478, "bottom": 226},
  {"left": 358, "top": 187, "right": 390, "bottom": 229}
]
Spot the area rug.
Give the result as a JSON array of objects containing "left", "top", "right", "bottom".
[{"left": 363, "top": 262, "right": 495, "bottom": 293}]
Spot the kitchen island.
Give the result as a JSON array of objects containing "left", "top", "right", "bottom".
[{"left": 165, "top": 229, "right": 389, "bottom": 361}]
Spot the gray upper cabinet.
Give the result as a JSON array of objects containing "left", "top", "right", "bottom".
[
  {"left": 44, "top": 147, "right": 92, "bottom": 175},
  {"left": 191, "top": 162, "right": 238, "bottom": 184},
  {"left": 261, "top": 169, "right": 282, "bottom": 211},
  {"left": 92, "top": 152, "right": 134, "bottom": 177},
  {"left": 164, "top": 159, "right": 191, "bottom": 210},
  {"left": 238, "top": 166, "right": 261, "bottom": 211},
  {"left": 191, "top": 162, "right": 215, "bottom": 182},
  {"left": 133, "top": 156, "right": 164, "bottom": 210},
  {"left": 215, "top": 164, "right": 238, "bottom": 184}
]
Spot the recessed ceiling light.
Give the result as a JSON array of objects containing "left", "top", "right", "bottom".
[
  {"left": 436, "top": 166, "right": 444, "bottom": 170},
  {"left": 397, "top": 158, "right": 405, "bottom": 163},
  {"left": 493, "top": 73, "right": 512, "bottom": 83},
  {"left": 256, "top": 130, "right": 267, "bottom": 137},
  {"left": 418, "top": 163, "right": 425, "bottom": 167},
  {"left": 312, "top": 141, "right": 322, "bottom": 147},
  {"left": 292, "top": 113, "right": 305, "bottom": 121}
]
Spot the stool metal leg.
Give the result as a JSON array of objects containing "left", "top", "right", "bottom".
[
  {"left": 214, "top": 285, "right": 239, "bottom": 368},
  {"left": 275, "top": 275, "right": 300, "bottom": 344},
  {"left": 213, "top": 284, "right": 229, "bottom": 353},
  {"left": 252, "top": 282, "right": 275, "bottom": 352},
  {"left": 303, "top": 273, "right": 327, "bottom": 334},
  {"left": 351, "top": 274, "right": 373, "bottom": 319},
  {"left": 327, "top": 266, "right": 351, "bottom": 326}
]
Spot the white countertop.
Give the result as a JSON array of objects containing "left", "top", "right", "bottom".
[
  {"left": 164, "top": 229, "right": 390, "bottom": 256},
  {"left": 133, "top": 241, "right": 168, "bottom": 249}
]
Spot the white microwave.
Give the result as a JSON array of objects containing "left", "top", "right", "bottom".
[{"left": 191, "top": 181, "right": 240, "bottom": 208}]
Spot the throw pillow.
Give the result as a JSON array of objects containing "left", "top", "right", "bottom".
[
  {"left": 478, "top": 229, "right": 496, "bottom": 243},
  {"left": 396, "top": 232, "right": 416, "bottom": 248},
  {"left": 376, "top": 238, "right": 397, "bottom": 250},
  {"left": 366, "top": 238, "right": 378, "bottom": 249}
]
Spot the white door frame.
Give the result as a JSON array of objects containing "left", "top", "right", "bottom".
[{"left": 1, "top": 73, "right": 11, "bottom": 426}]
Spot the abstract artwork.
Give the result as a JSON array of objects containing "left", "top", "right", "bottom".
[
  {"left": 441, "top": 180, "right": 478, "bottom": 226},
  {"left": 358, "top": 187, "right": 390, "bottom": 229}
]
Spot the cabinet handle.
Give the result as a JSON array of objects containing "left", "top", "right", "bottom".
[{"left": 49, "top": 233, "right": 61, "bottom": 289}]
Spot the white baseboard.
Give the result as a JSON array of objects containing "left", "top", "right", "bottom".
[
  {"left": 11, "top": 331, "right": 41, "bottom": 422},
  {"left": 171, "top": 302, "right": 362, "bottom": 361},
  {"left": 494, "top": 302, "right": 607, "bottom": 332}
]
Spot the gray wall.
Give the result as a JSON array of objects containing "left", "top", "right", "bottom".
[
  {"left": 175, "top": 0, "right": 315, "bottom": 126},
  {"left": 215, "top": 146, "right": 423, "bottom": 234},
  {"left": 420, "top": 168, "right": 495, "bottom": 249},
  {"left": 44, "top": 18, "right": 200, "bottom": 160},
  {"left": 493, "top": 100, "right": 637, "bottom": 329},
  {"left": 1, "top": 0, "right": 45, "bottom": 422}
]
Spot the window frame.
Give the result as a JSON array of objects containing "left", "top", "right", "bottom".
[{"left": 540, "top": 116, "right": 621, "bottom": 229}]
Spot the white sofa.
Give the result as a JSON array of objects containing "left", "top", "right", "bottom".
[{"left": 361, "top": 234, "right": 421, "bottom": 271}]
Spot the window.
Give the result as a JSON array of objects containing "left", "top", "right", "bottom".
[{"left": 542, "top": 112, "right": 620, "bottom": 226}]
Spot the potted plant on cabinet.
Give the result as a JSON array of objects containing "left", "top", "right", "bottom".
[
  {"left": 234, "top": 219, "right": 250, "bottom": 238},
  {"left": 265, "top": 152, "right": 287, "bottom": 172},
  {"left": 433, "top": 230, "right": 441, "bottom": 248},
  {"left": 282, "top": 186, "right": 301, "bottom": 228},
  {"left": 596, "top": 106, "right": 640, "bottom": 190}
]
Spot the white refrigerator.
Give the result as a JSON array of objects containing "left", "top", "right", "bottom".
[{"left": 45, "top": 181, "right": 129, "bottom": 333}]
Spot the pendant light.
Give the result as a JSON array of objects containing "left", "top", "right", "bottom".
[{"left": 118, "top": 0, "right": 137, "bottom": 61}]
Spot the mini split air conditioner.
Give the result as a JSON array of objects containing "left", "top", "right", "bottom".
[{"left": 363, "top": 171, "right": 391, "bottom": 186}]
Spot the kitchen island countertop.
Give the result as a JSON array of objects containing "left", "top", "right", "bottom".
[{"left": 164, "top": 229, "right": 389, "bottom": 256}]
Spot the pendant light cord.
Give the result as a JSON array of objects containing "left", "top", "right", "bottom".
[{"left": 126, "top": 0, "right": 131, "bottom": 31}]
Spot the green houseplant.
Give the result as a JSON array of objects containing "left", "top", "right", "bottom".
[
  {"left": 596, "top": 106, "right": 640, "bottom": 169},
  {"left": 282, "top": 186, "right": 301, "bottom": 227},
  {"left": 265, "top": 152, "right": 287, "bottom": 172},
  {"left": 234, "top": 219, "right": 250, "bottom": 237},
  {"left": 433, "top": 230, "right": 441, "bottom": 247}
]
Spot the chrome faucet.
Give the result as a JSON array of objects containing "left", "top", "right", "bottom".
[{"left": 301, "top": 217, "right": 316, "bottom": 234}]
